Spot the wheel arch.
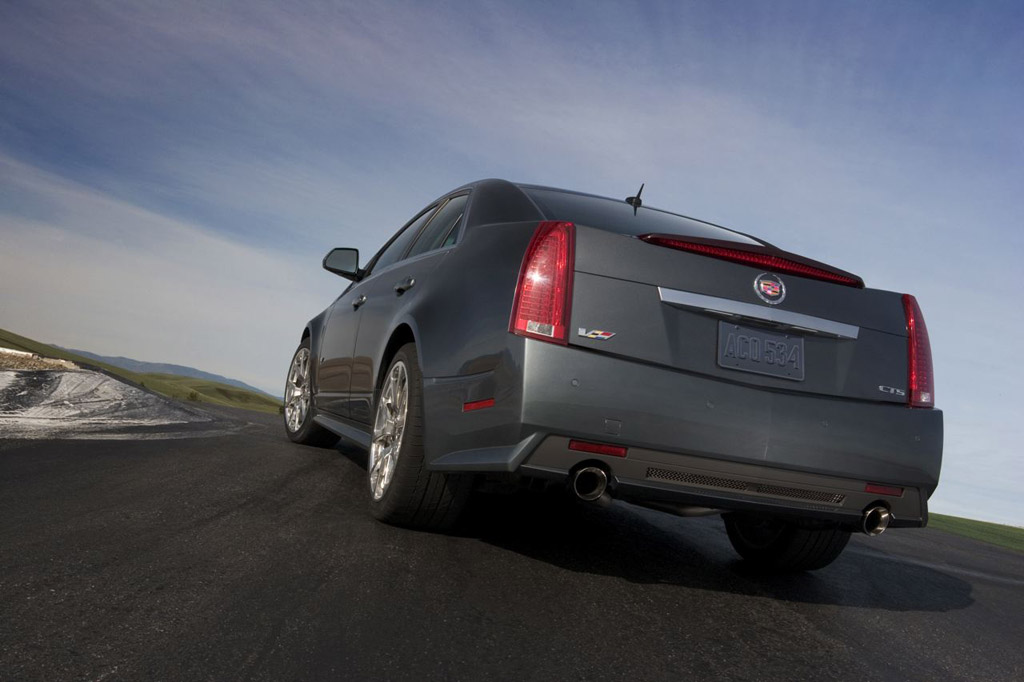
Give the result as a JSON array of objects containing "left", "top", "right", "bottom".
[
  {"left": 376, "top": 321, "right": 420, "bottom": 394},
  {"left": 301, "top": 310, "right": 330, "bottom": 393}
]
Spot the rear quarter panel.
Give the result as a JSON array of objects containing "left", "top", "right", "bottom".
[
  {"left": 414, "top": 221, "right": 540, "bottom": 464},
  {"left": 414, "top": 221, "right": 539, "bottom": 379}
]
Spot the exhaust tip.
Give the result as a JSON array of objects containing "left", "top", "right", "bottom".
[
  {"left": 571, "top": 466, "right": 608, "bottom": 502},
  {"left": 862, "top": 506, "right": 892, "bottom": 536}
]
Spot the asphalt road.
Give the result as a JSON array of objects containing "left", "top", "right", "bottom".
[{"left": 1, "top": 406, "right": 1021, "bottom": 682}]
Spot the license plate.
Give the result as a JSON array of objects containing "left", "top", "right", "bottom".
[{"left": 717, "top": 321, "right": 805, "bottom": 381}]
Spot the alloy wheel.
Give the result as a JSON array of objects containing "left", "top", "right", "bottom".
[
  {"left": 369, "top": 360, "right": 409, "bottom": 500},
  {"left": 284, "top": 347, "right": 311, "bottom": 433}
]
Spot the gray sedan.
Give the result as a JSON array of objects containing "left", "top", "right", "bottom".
[{"left": 283, "top": 179, "right": 943, "bottom": 572}]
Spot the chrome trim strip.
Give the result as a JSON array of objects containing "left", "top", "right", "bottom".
[{"left": 657, "top": 287, "right": 860, "bottom": 339}]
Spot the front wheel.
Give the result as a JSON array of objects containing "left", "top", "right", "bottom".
[
  {"left": 723, "top": 513, "right": 851, "bottom": 572},
  {"left": 283, "top": 339, "right": 338, "bottom": 447},
  {"left": 367, "top": 343, "right": 470, "bottom": 530}
]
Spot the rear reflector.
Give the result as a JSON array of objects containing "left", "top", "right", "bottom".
[
  {"left": 568, "top": 439, "right": 628, "bottom": 458},
  {"left": 509, "top": 221, "right": 575, "bottom": 343},
  {"left": 638, "top": 234, "right": 864, "bottom": 288},
  {"left": 902, "top": 294, "right": 934, "bottom": 408},
  {"left": 462, "top": 398, "right": 495, "bottom": 412},
  {"left": 865, "top": 483, "right": 904, "bottom": 497}
]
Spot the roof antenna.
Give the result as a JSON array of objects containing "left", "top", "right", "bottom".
[{"left": 625, "top": 183, "right": 644, "bottom": 216}]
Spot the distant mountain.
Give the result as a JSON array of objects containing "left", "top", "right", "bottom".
[{"left": 59, "top": 347, "right": 280, "bottom": 399}]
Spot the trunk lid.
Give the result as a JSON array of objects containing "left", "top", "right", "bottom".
[{"left": 568, "top": 225, "right": 910, "bottom": 404}]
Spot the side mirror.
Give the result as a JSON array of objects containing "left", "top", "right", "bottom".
[{"left": 323, "top": 248, "right": 361, "bottom": 280}]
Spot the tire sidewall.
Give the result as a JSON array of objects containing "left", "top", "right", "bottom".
[{"left": 724, "top": 513, "right": 850, "bottom": 572}]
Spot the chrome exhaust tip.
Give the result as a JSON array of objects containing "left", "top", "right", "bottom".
[
  {"left": 862, "top": 506, "right": 892, "bottom": 536},
  {"left": 571, "top": 466, "right": 609, "bottom": 502}
]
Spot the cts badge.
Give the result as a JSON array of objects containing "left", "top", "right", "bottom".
[
  {"left": 578, "top": 328, "right": 615, "bottom": 340},
  {"left": 754, "top": 273, "right": 786, "bottom": 305}
]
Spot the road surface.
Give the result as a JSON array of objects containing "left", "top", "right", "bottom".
[{"left": 1, "top": 405, "right": 1021, "bottom": 681}]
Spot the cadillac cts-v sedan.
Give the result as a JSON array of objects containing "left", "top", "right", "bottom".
[{"left": 283, "top": 179, "right": 943, "bottom": 571}]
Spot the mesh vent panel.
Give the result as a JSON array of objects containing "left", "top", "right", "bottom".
[
  {"left": 646, "top": 468, "right": 748, "bottom": 491},
  {"left": 645, "top": 468, "right": 845, "bottom": 505},
  {"left": 754, "top": 483, "right": 845, "bottom": 505}
]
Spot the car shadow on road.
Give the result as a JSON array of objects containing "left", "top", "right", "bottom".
[
  {"left": 328, "top": 443, "right": 973, "bottom": 614},
  {"left": 465, "top": 490, "right": 974, "bottom": 613}
]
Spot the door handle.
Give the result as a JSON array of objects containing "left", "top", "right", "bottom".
[
  {"left": 352, "top": 294, "right": 367, "bottom": 309},
  {"left": 394, "top": 277, "right": 416, "bottom": 295}
]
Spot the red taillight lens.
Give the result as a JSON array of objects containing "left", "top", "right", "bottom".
[
  {"left": 638, "top": 234, "right": 864, "bottom": 288},
  {"left": 902, "top": 294, "right": 934, "bottom": 408},
  {"left": 509, "top": 221, "right": 575, "bottom": 344}
]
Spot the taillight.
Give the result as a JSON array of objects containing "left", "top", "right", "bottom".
[
  {"left": 902, "top": 294, "right": 934, "bottom": 408},
  {"left": 509, "top": 221, "right": 575, "bottom": 344},
  {"left": 638, "top": 234, "right": 864, "bottom": 287}
]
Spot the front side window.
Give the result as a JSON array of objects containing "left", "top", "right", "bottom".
[
  {"left": 406, "top": 194, "right": 468, "bottom": 259},
  {"left": 369, "top": 205, "right": 438, "bottom": 274}
]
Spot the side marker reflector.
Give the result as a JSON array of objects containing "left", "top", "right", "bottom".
[
  {"left": 865, "top": 483, "right": 904, "bottom": 497},
  {"left": 568, "top": 439, "right": 628, "bottom": 458},
  {"left": 463, "top": 398, "right": 495, "bottom": 412}
]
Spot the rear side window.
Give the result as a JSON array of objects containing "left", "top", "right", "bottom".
[
  {"left": 522, "top": 187, "right": 762, "bottom": 245},
  {"left": 406, "top": 194, "right": 468, "bottom": 259},
  {"left": 369, "top": 205, "right": 438, "bottom": 274}
]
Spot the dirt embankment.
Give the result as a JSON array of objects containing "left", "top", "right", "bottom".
[{"left": 0, "top": 347, "right": 77, "bottom": 371}]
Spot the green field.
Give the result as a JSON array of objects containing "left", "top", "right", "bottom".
[
  {"left": 0, "top": 327, "right": 281, "bottom": 415},
  {"left": 929, "top": 513, "right": 1024, "bottom": 553}
]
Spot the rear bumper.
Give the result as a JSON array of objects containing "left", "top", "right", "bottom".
[
  {"left": 424, "top": 339, "right": 943, "bottom": 527},
  {"left": 522, "top": 436, "right": 927, "bottom": 528}
]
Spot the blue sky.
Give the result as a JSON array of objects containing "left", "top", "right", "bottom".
[{"left": 1, "top": 1, "right": 1022, "bottom": 525}]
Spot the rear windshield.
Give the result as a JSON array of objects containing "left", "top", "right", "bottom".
[{"left": 521, "top": 186, "right": 762, "bottom": 245}]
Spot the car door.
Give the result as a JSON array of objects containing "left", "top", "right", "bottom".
[
  {"left": 315, "top": 280, "right": 367, "bottom": 418},
  {"left": 348, "top": 193, "right": 469, "bottom": 424},
  {"left": 315, "top": 204, "right": 439, "bottom": 418}
]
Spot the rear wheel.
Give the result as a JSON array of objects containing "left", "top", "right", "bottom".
[
  {"left": 283, "top": 338, "right": 338, "bottom": 447},
  {"left": 723, "top": 513, "right": 851, "bottom": 572},
  {"left": 367, "top": 343, "right": 471, "bottom": 530}
]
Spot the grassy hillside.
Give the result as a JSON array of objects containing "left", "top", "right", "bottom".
[
  {"left": 930, "top": 514, "right": 1024, "bottom": 553},
  {"left": 136, "top": 372, "right": 282, "bottom": 413},
  {"left": 61, "top": 346, "right": 278, "bottom": 398},
  {"left": 0, "top": 327, "right": 281, "bottom": 415}
]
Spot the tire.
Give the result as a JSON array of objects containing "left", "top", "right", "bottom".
[
  {"left": 367, "top": 343, "right": 471, "bottom": 531},
  {"left": 723, "top": 513, "right": 851, "bottom": 572},
  {"left": 283, "top": 338, "right": 338, "bottom": 447}
]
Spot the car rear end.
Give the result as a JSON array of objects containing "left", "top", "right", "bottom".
[{"left": 501, "top": 186, "right": 942, "bottom": 531}]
